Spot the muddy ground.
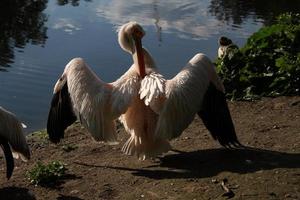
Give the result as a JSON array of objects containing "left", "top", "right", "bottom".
[{"left": 0, "top": 96, "right": 300, "bottom": 200}]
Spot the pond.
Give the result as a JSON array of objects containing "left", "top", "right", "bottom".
[{"left": 1, "top": 0, "right": 300, "bottom": 133}]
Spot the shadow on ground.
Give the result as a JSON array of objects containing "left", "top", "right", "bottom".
[
  {"left": 38, "top": 173, "right": 82, "bottom": 189},
  {"left": 75, "top": 147, "right": 300, "bottom": 179},
  {"left": 57, "top": 194, "right": 84, "bottom": 200},
  {"left": 0, "top": 187, "right": 36, "bottom": 200}
]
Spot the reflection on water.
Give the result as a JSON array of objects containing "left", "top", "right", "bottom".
[
  {"left": 0, "top": 0, "right": 48, "bottom": 70},
  {"left": 153, "top": 0, "right": 163, "bottom": 45},
  {"left": 0, "top": 0, "right": 299, "bottom": 132},
  {"left": 95, "top": 0, "right": 300, "bottom": 40},
  {"left": 209, "top": 0, "right": 300, "bottom": 26},
  {"left": 95, "top": 0, "right": 219, "bottom": 39},
  {"left": 56, "top": 0, "right": 91, "bottom": 7},
  {"left": 1, "top": 0, "right": 299, "bottom": 69}
]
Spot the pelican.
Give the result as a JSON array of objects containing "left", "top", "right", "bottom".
[
  {"left": 47, "top": 22, "right": 240, "bottom": 160},
  {"left": 0, "top": 107, "right": 30, "bottom": 179},
  {"left": 218, "top": 36, "right": 239, "bottom": 58},
  {"left": 47, "top": 21, "right": 170, "bottom": 159}
]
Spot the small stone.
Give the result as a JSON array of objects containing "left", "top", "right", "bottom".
[
  {"left": 284, "top": 193, "right": 292, "bottom": 198},
  {"left": 269, "top": 192, "right": 276, "bottom": 196},
  {"left": 245, "top": 159, "right": 253, "bottom": 164},
  {"left": 273, "top": 125, "right": 279, "bottom": 129},
  {"left": 290, "top": 100, "right": 300, "bottom": 106},
  {"left": 70, "top": 190, "right": 79, "bottom": 194},
  {"left": 211, "top": 179, "right": 219, "bottom": 184},
  {"left": 222, "top": 190, "right": 235, "bottom": 199}
]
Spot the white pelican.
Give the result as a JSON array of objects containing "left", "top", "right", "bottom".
[
  {"left": 47, "top": 22, "right": 240, "bottom": 160},
  {"left": 0, "top": 107, "right": 30, "bottom": 179},
  {"left": 47, "top": 22, "right": 171, "bottom": 159}
]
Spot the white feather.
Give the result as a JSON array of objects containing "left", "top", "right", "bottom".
[
  {"left": 21, "top": 123, "right": 27, "bottom": 128},
  {"left": 139, "top": 72, "right": 166, "bottom": 107}
]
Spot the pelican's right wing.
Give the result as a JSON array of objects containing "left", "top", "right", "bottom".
[
  {"left": 154, "top": 54, "right": 215, "bottom": 140},
  {"left": 139, "top": 54, "right": 211, "bottom": 140},
  {"left": 141, "top": 54, "right": 239, "bottom": 147},
  {"left": 47, "top": 58, "right": 139, "bottom": 144}
]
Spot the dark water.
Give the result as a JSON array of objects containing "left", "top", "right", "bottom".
[{"left": 0, "top": 0, "right": 300, "bottom": 133}]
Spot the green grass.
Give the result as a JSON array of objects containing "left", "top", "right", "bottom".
[
  {"left": 26, "top": 161, "right": 67, "bottom": 186},
  {"left": 62, "top": 144, "right": 78, "bottom": 152},
  {"left": 28, "top": 129, "right": 48, "bottom": 140}
]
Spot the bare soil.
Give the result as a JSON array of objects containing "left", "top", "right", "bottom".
[{"left": 0, "top": 96, "right": 300, "bottom": 200}]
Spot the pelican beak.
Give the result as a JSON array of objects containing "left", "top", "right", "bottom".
[{"left": 133, "top": 30, "right": 146, "bottom": 78}]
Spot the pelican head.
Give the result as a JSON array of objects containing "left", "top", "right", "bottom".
[
  {"left": 118, "top": 21, "right": 145, "bottom": 54},
  {"left": 218, "top": 36, "right": 232, "bottom": 46},
  {"left": 118, "top": 22, "right": 146, "bottom": 78}
]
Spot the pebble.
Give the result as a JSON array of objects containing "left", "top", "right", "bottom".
[
  {"left": 211, "top": 179, "right": 219, "bottom": 184},
  {"left": 245, "top": 159, "right": 253, "bottom": 164},
  {"left": 70, "top": 190, "right": 79, "bottom": 194}
]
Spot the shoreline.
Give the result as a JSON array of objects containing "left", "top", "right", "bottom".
[{"left": 1, "top": 96, "right": 300, "bottom": 199}]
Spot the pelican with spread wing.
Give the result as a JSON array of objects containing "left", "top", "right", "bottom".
[
  {"left": 47, "top": 22, "right": 170, "bottom": 159},
  {"left": 47, "top": 21, "right": 240, "bottom": 160}
]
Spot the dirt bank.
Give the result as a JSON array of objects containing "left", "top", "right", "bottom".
[{"left": 0, "top": 96, "right": 300, "bottom": 200}]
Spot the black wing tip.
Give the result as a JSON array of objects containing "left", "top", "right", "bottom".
[
  {"left": 6, "top": 166, "right": 13, "bottom": 180},
  {"left": 46, "top": 117, "right": 63, "bottom": 144},
  {"left": 47, "top": 81, "right": 76, "bottom": 144},
  {"left": 47, "top": 129, "right": 64, "bottom": 144},
  {"left": 0, "top": 141, "right": 15, "bottom": 180},
  {"left": 49, "top": 137, "right": 62, "bottom": 144},
  {"left": 199, "top": 82, "right": 241, "bottom": 149},
  {"left": 215, "top": 130, "right": 243, "bottom": 148}
]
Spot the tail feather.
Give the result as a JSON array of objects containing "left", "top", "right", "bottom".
[{"left": 122, "top": 135, "right": 171, "bottom": 160}]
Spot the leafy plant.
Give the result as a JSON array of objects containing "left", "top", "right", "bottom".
[
  {"left": 28, "top": 129, "right": 49, "bottom": 140},
  {"left": 62, "top": 144, "right": 78, "bottom": 152},
  {"left": 26, "top": 161, "right": 67, "bottom": 186},
  {"left": 216, "top": 13, "right": 300, "bottom": 100}
]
